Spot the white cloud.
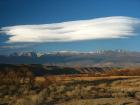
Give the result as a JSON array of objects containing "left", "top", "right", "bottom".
[
  {"left": 0, "top": 16, "right": 140, "bottom": 43},
  {"left": 0, "top": 44, "right": 35, "bottom": 49}
]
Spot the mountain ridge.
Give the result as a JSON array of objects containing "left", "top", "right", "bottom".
[{"left": 1, "top": 50, "right": 140, "bottom": 67}]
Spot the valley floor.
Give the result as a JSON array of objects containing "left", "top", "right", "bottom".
[
  {"left": 1, "top": 61, "right": 140, "bottom": 105},
  {"left": 1, "top": 75, "right": 140, "bottom": 105}
]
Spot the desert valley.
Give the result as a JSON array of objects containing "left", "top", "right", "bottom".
[{"left": 1, "top": 51, "right": 140, "bottom": 105}]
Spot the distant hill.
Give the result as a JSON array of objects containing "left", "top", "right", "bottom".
[
  {"left": 0, "top": 64, "right": 140, "bottom": 76},
  {"left": 1, "top": 50, "right": 140, "bottom": 67}
]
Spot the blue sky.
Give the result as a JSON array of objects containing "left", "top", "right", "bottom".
[{"left": 0, "top": 0, "right": 140, "bottom": 54}]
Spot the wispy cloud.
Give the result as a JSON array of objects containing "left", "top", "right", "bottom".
[
  {"left": 0, "top": 44, "right": 35, "bottom": 49},
  {"left": 0, "top": 16, "right": 140, "bottom": 43}
]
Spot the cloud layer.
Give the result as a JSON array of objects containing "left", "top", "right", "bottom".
[
  {"left": 0, "top": 16, "right": 140, "bottom": 43},
  {"left": 0, "top": 44, "right": 35, "bottom": 49}
]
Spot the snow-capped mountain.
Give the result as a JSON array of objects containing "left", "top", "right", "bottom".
[{"left": 0, "top": 50, "right": 140, "bottom": 67}]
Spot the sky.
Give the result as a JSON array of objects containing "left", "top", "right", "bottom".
[{"left": 1, "top": 0, "right": 140, "bottom": 54}]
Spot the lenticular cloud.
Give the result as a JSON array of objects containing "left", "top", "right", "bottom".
[{"left": 0, "top": 16, "right": 140, "bottom": 43}]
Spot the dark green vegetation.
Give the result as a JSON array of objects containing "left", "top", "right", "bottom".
[{"left": 1, "top": 64, "right": 140, "bottom": 105}]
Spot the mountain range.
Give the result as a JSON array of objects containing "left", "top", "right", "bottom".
[{"left": 1, "top": 50, "right": 140, "bottom": 67}]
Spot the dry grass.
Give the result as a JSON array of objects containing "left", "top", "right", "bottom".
[
  {"left": 45, "top": 75, "right": 140, "bottom": 105},
  {"left": 1, "top": 67, "right": 140, "bottom": 105},
  {"left": 3, "top": 75, "right": 137, "bottom": 105},
  {"left": 56, "top": 98, "right": 140, "bottom": 105},
  {"left": 45, "top": 75, "right": 140, "bottom": 84}
]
